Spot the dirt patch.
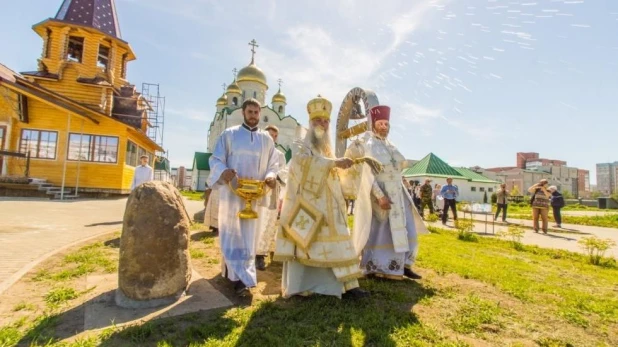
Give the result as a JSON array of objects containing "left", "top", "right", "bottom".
[{"left": 413, "top": 270, "right": 616, "bottom": 346}]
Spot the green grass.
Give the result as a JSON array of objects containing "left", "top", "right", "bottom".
[
  {"left": 12, "top": 302, "right": 36, "bottom": 312},
  {"left": 447, "top": 294, "right": 506, "bottom": 335},
  {"left": 418, "top": 228, "right": 618, "bottom": 327},
  {"left": 190, "top": 249, "right": 206, "bottom": 259},
  {"left": 33, "top": 242, "right": 117, "bottom": 282},
  {"left": 44, "top": 287, "right": 79, "bottom": 307},
  {"left": 180, "top": 190, "right": 204, "bottom": 201},
  {"left": 509, "top": 213, "right": 618, "bottom": 228},
  {"left": 4, "top": 226, "right": 618, "bottom": 346}
]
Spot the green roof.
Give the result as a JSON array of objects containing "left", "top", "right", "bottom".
[
  {"left": 193, "top": 152, "right": 212, "bottom": 171},
  {"left": 453, "top": 167, "right": 500, "bottom": 184},
  {"left": 402, "top": 153, "right": 499, "bottom": 183},
  {"left": 402, "top": 153, "right": 461, "bottom": 177},
  {"left": 154, "top": 156, "right": 170, "bottom": 172},
  {"left": 276, "top": 144, "right": 292, "bottom": 163}
]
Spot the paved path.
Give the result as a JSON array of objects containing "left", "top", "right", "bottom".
[
  {"left": 0, "top": 197, "right": 204, "bottom": 294},
  {"left": 427, "top": 214, "right": 618, "bottom": 258}
]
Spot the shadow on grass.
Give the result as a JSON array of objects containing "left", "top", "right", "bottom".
[
  {"left": 84, "top": 221, "right": 123, "bottom": 227},
  {"left": 102, "top": 277, "right": 436, "bottom": 346},
  {"left": 103, "top": 237, "right": 120, "bottom": 248},
  {"left": 17, "top": 273, "right": 437, "bottom": 346},
  {"left": 190, "top": 231, "right": 218, "bottom": 243}
]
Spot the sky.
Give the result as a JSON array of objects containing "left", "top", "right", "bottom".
[{"left": 1, "top": 0, "right": 617, "bottom": 184}]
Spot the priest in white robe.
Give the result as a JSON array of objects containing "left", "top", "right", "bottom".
[
  {"left": 273, "top": 95, "right": 369, "bottom": 300},
  {"left": 207, "top": 98, "right": 279, "bottom": 296},
  {"left": 343, "top": 105, "right": 428, "bottom": 280},
  {"left": 256, "top": 125, "right": 288, "bottom": 270}
]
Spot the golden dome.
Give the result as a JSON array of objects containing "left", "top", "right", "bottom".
[
  {"left": 237, "top": 61, "right": 268, "bottom": 87},
  {"left": 272, "top": 88, "right": 286, "bottom": 104},
  {"left": 226, "top": 79, "right": 242, "bottom": 94},
  {"left": 216, "top": 93, "right": 227, "bottom": 106}
]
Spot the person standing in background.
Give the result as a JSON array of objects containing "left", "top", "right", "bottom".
[{"left": 131, "top": 155, "right": 154, "bottom": 191}]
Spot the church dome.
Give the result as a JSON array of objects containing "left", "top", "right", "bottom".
[
  {"left": 226, "top": 79, "right": 242, "bottom": 94},
  {"left": 216, "top": 93, "right": 227, "bottom": 106},
  {"left": 237, "top": 62, "right": 267, "bottom": 87},
  {"left": 272, "top": 88, "right": 286, "bottom": 104}
]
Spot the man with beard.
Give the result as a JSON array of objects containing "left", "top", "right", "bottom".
[
  {"left": 343, "top": 105, "right": 426, "bottom": 281},
  {"left": 207, "top": 98, "right": 280, "bottom": 296},
  {"left": 273, "top": 95, "right": 369, "bottom": 299},
  {"left": 255, "top": 125, "right": 288, "bottom": 270}
]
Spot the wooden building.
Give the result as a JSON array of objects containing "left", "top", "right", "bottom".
[{"left": 0, "top": 0, "right": 163, "bottom": 195}]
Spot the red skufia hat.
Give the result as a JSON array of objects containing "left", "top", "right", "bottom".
[{"left": 370, "top": 105, "right": 391, "bottom": 123}]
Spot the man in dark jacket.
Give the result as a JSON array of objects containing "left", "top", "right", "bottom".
[
  {"left": 419, "top": 179, "right": 434, "bottom": 218},
  {"left": 548, "top": 186, "right": 565, "bottom": 228}
]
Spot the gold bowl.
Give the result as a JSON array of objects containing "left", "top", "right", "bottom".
[{"left": 228, "top": 178, "right": 267, "bottom": 219}]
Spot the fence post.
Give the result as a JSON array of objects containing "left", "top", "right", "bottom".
[{"left": 25, "top": 152, "right": 30, "bottom": 178}]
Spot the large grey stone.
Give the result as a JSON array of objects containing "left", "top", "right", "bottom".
[
  {"left": 116, "top": 181, "right": 191, "bottom": 307},
  {"left": 193, "top": 209, "right": 205, "bottom": 223}
]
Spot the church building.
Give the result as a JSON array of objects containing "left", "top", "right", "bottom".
[
  {"left": 0, "top": 0, "right": 163, "bottom": 196},
  {"left": 191, "top": 40, "right": 305, "bottom": 191}
]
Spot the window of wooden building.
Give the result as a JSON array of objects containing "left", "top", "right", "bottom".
[
  {"left": 125, "top": 140, "right": 137, "bottom": 166},
  {"left": 67, "top": 134, "right": 118, "bottom": 163},
  {"left": 66, "top": 36, "right": 84, "bottom": 63},
  {"left": 97, "top": 45, "right": 110, "bottom": 71},
  {"left": 19, "top": 129, "right": 58, "bottom": 159}
]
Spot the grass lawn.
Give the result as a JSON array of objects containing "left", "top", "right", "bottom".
[
  {"left": 1, "top": 227, "right": 617, "bottom": 346},
  {"left": 465, "top": 203, "right": 618, "bottom": 229},
  {"left": 180, "top": 190, "right": 204, "bottom": 201},
  {"left": 507, "top": 213, "right": 618, "bottom": 229}
]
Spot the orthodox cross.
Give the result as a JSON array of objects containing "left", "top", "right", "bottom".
[
  {"left": 295, "top": 214, "right": 310, "bottom": 230},
  {"left": 318, "top": 246, "right": 333, "bottom": 259},
  {"left": 391, "top": 208, "right": 401, "bottom": 219},
  {"left": 248, "top": 39, "right": 259, "bottom": 62},
  {"left": 305, "top": 176, "right": 320, "bottom": 191},
  {"left": 221, "top": 83, "right": 226, "bottom": 92},
  {"left": 232, "top": 68, "right": 238, "bottom": 79},
  {"left": 278, "top": 78, "right": 283, "bottom": 89}
]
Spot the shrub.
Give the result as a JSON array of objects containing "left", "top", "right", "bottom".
[
  {"left": 425, "top": 214, "right": 439, "bottom": 223},
  {"left": 578, "top": 236, "right": 616, "bottom": 266},
  {"left": 497, "top": 225, "right": 525, "bottom": 250},
  {"left": 455, "top": 219, "right": 478, "bottom": 242},
  {"left": 491, "top": 192, "right": 497, "bottom": 204},
  {"left": 483, "top": 191, "right": 488, "bottom": 204}
]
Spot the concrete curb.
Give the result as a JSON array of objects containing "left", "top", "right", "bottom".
[{"left": 0, "top": 228, "right": 120, "bottom": 295}]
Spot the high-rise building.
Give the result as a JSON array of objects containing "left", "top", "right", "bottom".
[{"left": 596, "top": 162, "right": 618, "bottom": 195}]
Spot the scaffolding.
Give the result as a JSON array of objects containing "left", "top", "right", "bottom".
[
  {"left": 141, "top": 83, "right": 171, "bottom": 182},
  {"left": 141, "top": 82, "right": 166, "bottom": 154}
]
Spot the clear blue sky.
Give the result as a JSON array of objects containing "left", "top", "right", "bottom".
[{"left": 2, "top": 0, "right": 616, "bottom": 184}]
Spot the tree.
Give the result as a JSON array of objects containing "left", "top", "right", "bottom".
[
  {"left": 511, "top": 185, "right": 521, "bottom": 196},
  {"left": 562, "top": 190, "right": 575, "bottom": 200},
  {"left": 591, "top": 191, "right": 602, "bottom": 199},
  {"left": 483, "top": 191, "right": 488, "bottom": 203},
  {"left": 491, "top": 192, "right": 498, "bottom": 204}
]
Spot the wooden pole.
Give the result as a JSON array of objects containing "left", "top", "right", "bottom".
[{"left": 75, "top": 119, "right": 84, "bottom": 196}]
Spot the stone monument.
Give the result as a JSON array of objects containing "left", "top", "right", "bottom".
[{"left": 116, "top": 181, "right": 192, "bottom": 308}]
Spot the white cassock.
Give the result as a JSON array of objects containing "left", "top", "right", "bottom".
[
  {"left": 207, "top": 124, "right": 279, "bottom": 287},
  {"left": 256, "top": 148, "right": 288, "bottom": 256},
  {"left": 204, "top": 187, "right": 220, "bottom": 230}
]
